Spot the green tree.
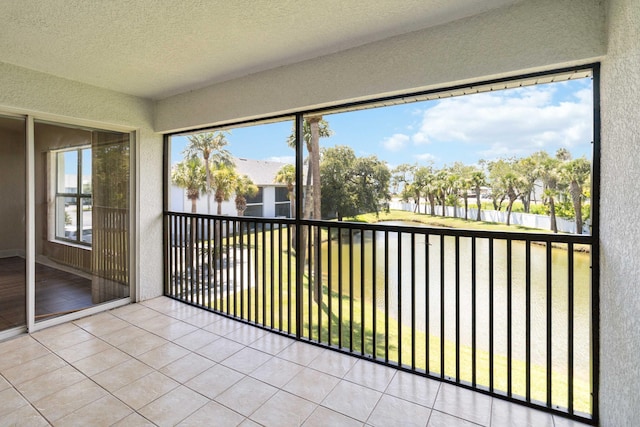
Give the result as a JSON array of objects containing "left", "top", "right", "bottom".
[
  {"left": 287, "top": 118, "right": 332, "bottom": 304},
  {"left": 391, "top": 163, "right": 416, "bottom": 197},
  {"left": 534, "top": 151, "right": 561, "bottom": 233},
  {"left": 470, "top": 169, "right": 487, "bottom": 221},
  {"left": 414, "top": 165, "right": 437, "bottom": 216},
  {"left": 488, "top": 158, "right": 524, "bottom": 225},
  {"left": 171, "top": 158, "right": 206, "bottom": 213},
  {"left": 516, "top": 155, "right": 540, "bottom": 213},
  {"left": 211, "top": 165, "right": 238, "bottom": 215},
  {"left": 234, "top": 174, "right": 258, "bottom": 216},
  {"left": 560, "top": 157, "right": 591, "bottom": 234},
  {"left": 274, "top": 164, "right": 296, "bottom": 218},
  {"left": 287, "top": 117, "right": 333, "bottom": 220},
  {"left": 184, "top": 131, "right": 234, "bottom": 214},
  {"left": 320, "top": 146, "right": 390, "bottom": 220}
]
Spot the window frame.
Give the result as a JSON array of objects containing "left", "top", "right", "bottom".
[{"left": 52, "top": 145, "right": 92, "bottom": 247}]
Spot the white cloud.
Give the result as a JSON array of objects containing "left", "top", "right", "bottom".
[
  {"left": 411, "top": 85, "right": 592, "bottom": 160},
  {"left": 414, "top": 153, "right": 437, "bottom": 162},
  {"left": 381, "top": 133, "right": 410, "bottom": 151}
]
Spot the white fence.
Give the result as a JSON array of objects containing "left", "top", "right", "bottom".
[{"left": 389, "top": 201, "right": 589, "bottom": 234}]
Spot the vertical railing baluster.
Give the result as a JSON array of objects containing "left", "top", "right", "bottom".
[
  {"left": 254, "top": 221, "right": 259, "bottom": 324},
  {"left": 440, "top": 234, "right": 445, "bottom": 379},
  {"left": 213, "top": 218, "right": 218, "bottom": 311},
  {"left": 425, "top": 232, "right": 430, "bottom": 374},
  {"left": 526, "top": 240, "right": 532, "bottom": 402},
  {"left": 489, "top": 238, "right": 494, "bottom": 392},
  {"left": 361, "top": 227, "right": 366, "bottom": 356},
  {"left": 507, "top": 239, "right": 513, "bottom": 397},
  {"left": 232, "top": 220, "right": 237, "bottom": 316},
  {"left": 226, "top": 219, "right": 231, "bottom": 315},
  {"left": 318, "top": 226, "right": 323, "bottom": 343},
  {"left": 262, "top": 222, "right": 267, "bottom": 325},
  {"left": 384, "top": 230, "right": 389, "bottom": 363},
  {"left": 270, "top": 223, "right": 275, "bottom": 329},
  {"left": 546, "top": 241, "right": 553, "bottom": 408},
  {"left": 327, "top": 226, "right": 333, "bottom": 346},
  {"left": 411, "top": 232, "right": 416, "bottom": 370},
  {"left": 397, "top": 230, "right": 402, "bottom": 367},
  {"left": 287, "top": 222, "right": 292, "bottom": 334},
  {"left": 349, "top": 228, "right": 354, "bottom": 353},
  {"left": 472, "top": 236, "right": 477, "bottom": 386},
  {"left": 455, "top": 235, "right": 460, "bottom": 383},
  {"left": 372, "top": 229, "right": 377, "bottom": 359},
  {"left": 279, "top": 221, "right": 283, "bottom": 331},
  {"left": 308, "top": 224, "right": 312, "bottom": 339},
  {"left": 240, "top": 220, "right": 245, "bottom": 319},
  {"left": 207, "top": 218, "right": 213, "bottom": 309},
  {"left": 568, "top": 242, "right": 575, "bottom": 415},
  {"left": 199, "top": 217, "right": 204, "bottom": 306},
  {"left": 338, "top": 227, "right": 343, "bottom": 349}
]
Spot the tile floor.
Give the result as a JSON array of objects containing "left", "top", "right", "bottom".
[{"left": 0, "top": 297, "right": 592, "bottom": 426}]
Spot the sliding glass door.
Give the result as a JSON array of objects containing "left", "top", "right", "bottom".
[
  {"left": 33, "top": 121, "right": 131, "bottom": 322},
  {"left": 0, "top": 115, "right": 132, "bottom": 333}
]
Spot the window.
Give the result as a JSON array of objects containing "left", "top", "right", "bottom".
[
  {"left": 274, "top": 187, "right": 291, "bottom": 217},
  {"left": 245, "top": 187, "right": 264, "bottom": 217},
  {"left": 54, "top": 147, "right": 92, "bottom": 245}
]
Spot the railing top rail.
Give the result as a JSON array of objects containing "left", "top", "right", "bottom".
[{"left": 164, "top": 211, "right": 592, "bottom": 244}]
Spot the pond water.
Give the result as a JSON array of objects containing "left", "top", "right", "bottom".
[{"left": 319, "top": 221, "right": 592, "bottom": 383}]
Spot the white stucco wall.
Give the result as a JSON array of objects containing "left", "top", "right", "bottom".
[
  {"left": 599, "top": 0, "right": 640, "bottom": 424},
  {"left": 0, "top": 62, "right": 164, "bottom": 301},
  {"left": 155, "top": 0, "right": 605, "bottom": 132}
]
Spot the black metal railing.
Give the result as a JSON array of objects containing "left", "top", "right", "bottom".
[{"left": 164, "top": 211, "right": 596, "bottom": 424}]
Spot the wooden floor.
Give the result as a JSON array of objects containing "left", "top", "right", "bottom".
[{"left": 0, "top": 257, "right": 93, "bottom": 331}]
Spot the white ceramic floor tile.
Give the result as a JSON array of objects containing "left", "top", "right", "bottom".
[
  {"left": 282, "top": 367, "right": 341, "bottom": 404},
  {"left": 160, "top": 352, "right": 216, "bottom": 384},
  {"left": 185, "top": 363, "right": 244, "bottom": 399},
  {"left": 220, "top": 346, "right": 272, "bottom": 374},
  {"left": 215, "top": 376, "right": 278, "bottom": 417},
  {"left": 250, "top": 390, "right": 317, "bottom": 427},
  {"left": 344, "top": 359, "right": 397, "bottom": 391},
  {"left": 433, "top": 383, "right": 492, "bottom": 426},
  {"left": 385, "top": 370, "right": 441, "bottom": 408},
  {"left": 250, "top": 356, "right": 304, "bottom": 388},
  {"left": 303, "top": 406, "right": 364, "bottom": 427},
  {"left": 367, "top": 394, "right": 430, "bottom": 427},
  {"left": 322, "top": 380, "right": 382, "bottom": 422},
  {"left": 113, "top": 371, "right": 179, "bottom": 410},
  {"left": 178, "top": 401, "right": 245, "bottom": 426},
  {"left": 138, "top": 385, "right": 209, "bottom": 427}
]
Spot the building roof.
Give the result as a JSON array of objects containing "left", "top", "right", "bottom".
[{"left": 234, "top": 158, "right": 290, "bottom": 187}]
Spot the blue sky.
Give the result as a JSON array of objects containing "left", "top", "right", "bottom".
[{"left": 171, "top": 78, "right": 593, "bottom": 169}]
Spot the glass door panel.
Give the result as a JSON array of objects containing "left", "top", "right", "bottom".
[
  {"left": 34, "top": 121, "right": 130, "bottom": 321},
  {"left": 0, "top": 116, "right": 26, "bottom": 332}
]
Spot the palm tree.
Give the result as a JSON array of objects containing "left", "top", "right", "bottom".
[
  {"left": 234, "top": 175, "right": 258, "bottom": 216},
  {"left": 470, "top": 170, "right": 486, "bottom": 221},
  {"left": 287, "top": 117, "right": 332, "bottom": 220},
  {"left": 501, "top": 170, "right": 524, "bottom": 226},
  {"left": 274, "top": 164, "right": 296, "bottom": 218},
  {"left": 287, "top": 118, "right": 332, "bottom": 304},
  {"left": 535, "top": 152, "right": 561, "bottom": 233},
  {"left": 211, "top": 165, "right": 238, "bottom": 215},
  {"left": 184, "top": 131, "right": 234, "bottom": 214},
  {"left": 560, "top": 157, "right": 591, "bottom": 234},
  {"left": 171, "top": 158, "right": 206, "bottom": 213}
]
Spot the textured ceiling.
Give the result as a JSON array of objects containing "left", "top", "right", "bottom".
[{"left": 0, "top": 0, "right": 522, "bottom": 100}]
